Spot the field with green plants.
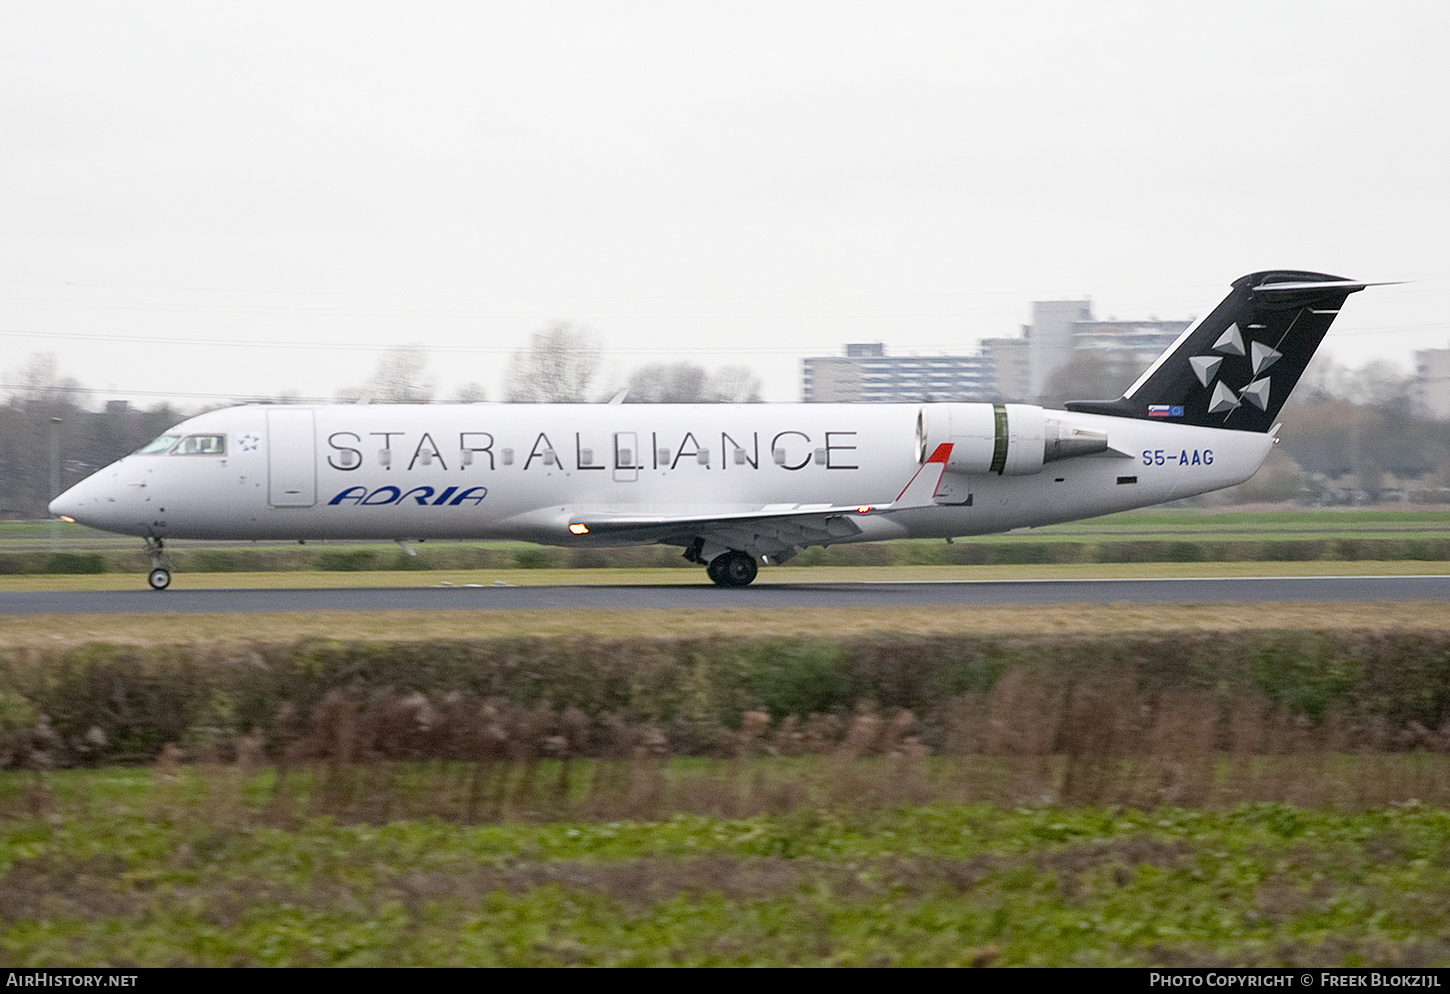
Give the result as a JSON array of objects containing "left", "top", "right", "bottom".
[{"left": 6, "top": 780, "right": 1450, "bottom": 967}]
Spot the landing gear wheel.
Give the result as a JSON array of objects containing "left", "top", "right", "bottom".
[
  {"left": 707, "top": 550, "right": 758, "bottom": 588},
  {"left": 143, "top": 535, "right": 173, "bottom": 590},
  {"left": 706, "top": 556, "right": 726, "bottom": 585}
]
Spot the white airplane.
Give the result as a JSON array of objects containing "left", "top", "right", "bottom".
[{"left": 51, "top": 271, "right": 1378, "bottom": 589}]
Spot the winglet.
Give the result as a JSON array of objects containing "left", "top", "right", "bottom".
[{"left": 894, "top": 443, "right": 954, "bottom": 505}]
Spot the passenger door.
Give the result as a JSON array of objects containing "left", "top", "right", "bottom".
[{"left": 267, "top": 409, "right": 317, "bottom": 507}]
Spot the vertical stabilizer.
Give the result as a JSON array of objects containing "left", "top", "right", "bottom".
[{"left": 1065, "top": 271, "right": 1375, "bottom": 432}]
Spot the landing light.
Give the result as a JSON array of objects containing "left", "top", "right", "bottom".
[
  {"left": 568, "top": 523, "right": 589, "bottom": 535},
  {"left": 856, "top": 505, "right": 872, "bottom": 514},
  {"left": 58, "top": 515, "right": 75, "bottom": 523}
]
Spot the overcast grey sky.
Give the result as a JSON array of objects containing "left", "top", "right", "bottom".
[{"left": 2, "top": 0, "right": 1447, "bottom": 406}]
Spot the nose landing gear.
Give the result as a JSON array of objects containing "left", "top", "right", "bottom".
[{"left": 144, "top": 536, "right": 172, "bottom": 591}]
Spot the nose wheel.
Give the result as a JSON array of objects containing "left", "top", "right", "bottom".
[
  {"left": 706, "top": 550, "right": 759, "bottom": 587},
  {"left": 143, "top": 535, "right": 173, "bottom": 591}
]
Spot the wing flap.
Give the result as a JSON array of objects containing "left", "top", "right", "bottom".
[
  {"left": 566, "top": 443, "right": 954, "bottom": 557},
  {"left": 571, "top": 442, "right": 954, "bottom": 539}
]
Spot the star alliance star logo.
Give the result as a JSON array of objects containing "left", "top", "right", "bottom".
[
  {"left": 1191, "top": 322, "right": 1281, "bottom": 415},
  {"left": 238, "top": 433, "right": 260, "bottom": 452}
]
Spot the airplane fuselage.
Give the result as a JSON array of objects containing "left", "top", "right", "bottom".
[{"left": 53, "top": 401, "right": 1271, "bottom": 547}]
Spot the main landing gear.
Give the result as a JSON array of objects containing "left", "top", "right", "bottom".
[
  {"left": 684, "top": 538, "right": 761, "bottom": 587},
  {"left": 705, "top": 550, "right": 758, "bottom": 588},
  {"left": 144, "top": 535, "right": 172, "bottom": 591}
]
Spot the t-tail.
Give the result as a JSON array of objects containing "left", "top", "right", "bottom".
[{"left": 1065, "top": 271, "right": 1380, "bottom": 432}]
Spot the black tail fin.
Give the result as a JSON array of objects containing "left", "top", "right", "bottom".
[{"left": 1065, "top": 271, "right": 1373, "bottom": 432}]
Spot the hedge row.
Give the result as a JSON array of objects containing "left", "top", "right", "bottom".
[
  {"left": 4, "top": 629, "right": 1450, "bottom": 767},
  {"left": 4, "top": 536, "right": 1450, "bottom": 574}
]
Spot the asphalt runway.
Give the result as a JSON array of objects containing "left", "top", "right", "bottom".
[{"left": 3, "top": 575, "right": 1450, "bottom": 615}]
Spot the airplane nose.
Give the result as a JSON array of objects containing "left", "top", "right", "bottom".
[
  {"left": 49, "top": 483, "right": 85, "bottom": 522},
  {"left": 46, "top": 463, "right": 151, "bottom": 536},
  {"left": 49, "top": 473, "right": 118, "bottom": 527}
]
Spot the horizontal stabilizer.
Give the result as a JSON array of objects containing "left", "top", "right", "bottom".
[{"left": 1252, "top": 279, "right": 1402, "bottom": 294}]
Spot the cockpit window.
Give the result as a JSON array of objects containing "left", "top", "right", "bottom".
[
  {"left": 173, "top": 434, "right": 227, "bottom": 455},
  {"left": 135, "top": 434, "right": 180, "bottom": 455}
]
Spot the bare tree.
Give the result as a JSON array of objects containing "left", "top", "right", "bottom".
[
  {"left": 370, "top": 345, "right": 435, "bottom": 403},
  {"left": 1295, "top": 352, "right": 1352, "bottom": 402},
  {"left": 0, "top": 354, "right": 87, "bottom": 515},
  {"left": 624, "top": 363, "right": 707, "bottom": 403},
  {"left": 338, "top": 345, "right": 435, "bottom": 403},
  {"left": 1290, "top": 354, "right": 1411, "bottom": 408},
  {"left": 706, "top": 365, "right": 762, "bottom": 403},
  {"left": 505, "top": 323, "right": 602, "bottom": 403},
  {"left": 1346, "top": 359, "right": 1411, "bottom": 408},
  {"left": 451, "top": 382, "right": 487, "bottom": 403},
  {"left": 1038, "top": 351, "right": 1140, "bottom": 408},
  {"left": 622, "top": 362, "right": 762, "bottom": 403},
  {"left": 3, "top": 353, "right": 85, "bottom": 409}
]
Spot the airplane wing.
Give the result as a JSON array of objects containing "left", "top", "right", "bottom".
[{"left": 566, "top": 443, "right": 954, "bottom": 561}]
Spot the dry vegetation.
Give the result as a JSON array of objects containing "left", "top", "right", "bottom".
[
  {"left": 76, "top": 683, "right": 1450, "bottom": 826},
  {"left": 5, "top": 626, "right": 1450, "bottom": 804}
]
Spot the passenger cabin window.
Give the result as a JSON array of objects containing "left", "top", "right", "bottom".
[
  {"left": 173, "top": 434, "right": 227, "bottom": 455},
  {"left": 135, "top": 434, "right": 180, "bottom": 455}
]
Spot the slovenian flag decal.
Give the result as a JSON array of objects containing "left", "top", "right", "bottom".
[{"left": 1147, "top": 405, "right": 1184, "bottom": 418}]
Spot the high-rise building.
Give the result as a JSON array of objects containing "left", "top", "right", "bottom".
[
  {"left": 1412, "top": 346, "right": 1450, "bottom": 420},
  {"left": 980, "top": 337, "right": 1032, "bottom": 402},
  {"left": 803, "top": 343, "right": 996, "bottom": 403},
  {"left": 1025, "top": 300, "right": 1094, "bottom": 398},
  {"left": 802, "top": 299, "right": 1194, "bottom": 404},
  {"left": 1072, "top": 319, "right": 1191, "bottom": 368}
]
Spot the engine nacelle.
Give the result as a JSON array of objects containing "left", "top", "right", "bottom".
[{"left": 915, "top": 403, "right": 1108, "bottom": 475}]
